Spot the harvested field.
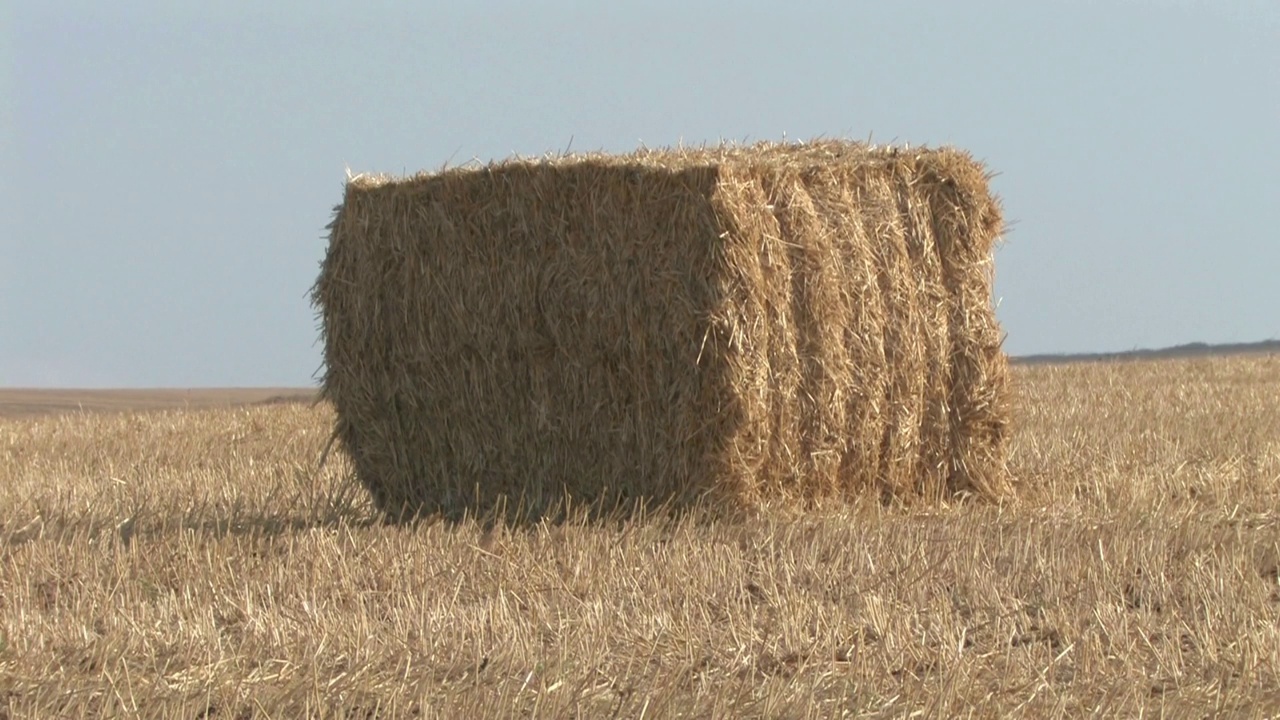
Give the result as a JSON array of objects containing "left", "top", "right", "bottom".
[
  {"left": 315, "top": 141, "right": 1011, "bottom": 521},
  {"left": 3, "top": 354, "right": 1280, "bottom": 717},
  {"left": 0, "top": 387, "right": 316, "bottom": 420}
]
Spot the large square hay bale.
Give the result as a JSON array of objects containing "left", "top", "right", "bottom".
[{"left": 313, "top": 140, "right": 1013, "bottom": 520}]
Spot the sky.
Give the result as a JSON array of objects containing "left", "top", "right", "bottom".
[{"left": 4, "top": 1, "right": 1278, "bottom": 388}]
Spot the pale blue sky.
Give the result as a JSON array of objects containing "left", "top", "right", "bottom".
[{"left": 4, "top": 1, "right": 1278, "bottom": 388}]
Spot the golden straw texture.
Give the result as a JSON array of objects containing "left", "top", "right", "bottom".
[{"left": 312, "top": 140, "right": 1012, "bottom": 521}]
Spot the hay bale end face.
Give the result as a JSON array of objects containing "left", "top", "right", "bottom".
[{"left": 313, "top": 140, "right": 1013, "bottom": 520}]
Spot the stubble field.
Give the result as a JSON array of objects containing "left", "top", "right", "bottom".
[{"left": 2, "top": 355, "right": 1279, "bottom": 718}]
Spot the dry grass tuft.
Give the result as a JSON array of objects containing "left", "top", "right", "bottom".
[
  {"left": 313, "top": 140, "right": 1011, "bottom": 522},
  {"left": 3, "top": 354, "right": 1280, "bottom": 717}
]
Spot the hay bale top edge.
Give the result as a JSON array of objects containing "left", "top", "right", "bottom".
[{"left": 343, "top": 139, "right": 994, "bottom": 191}]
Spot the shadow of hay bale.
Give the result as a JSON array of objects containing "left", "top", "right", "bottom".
[{"left": 312, "top": 140, "right": 1014, "bottom": 526}]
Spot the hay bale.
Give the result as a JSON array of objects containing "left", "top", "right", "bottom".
[{"left": 312, "top": 140, "right": 1013, "bottom": 521}]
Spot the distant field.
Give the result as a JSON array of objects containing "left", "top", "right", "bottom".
[
  {"left": 0, "top": 387, "right": 317, "bottom": 419},
  {"left": 3, "top": 341, "right": 1273, "bottom": 422},
  {"left": 2, "top": 355, "right": 1279, "bottom": 717},
  {"left": 4, "top": 341, "right": 1274, "bottom": 421}
]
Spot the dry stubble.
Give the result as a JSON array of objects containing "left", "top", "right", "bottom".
[{"left": 2, "top": 355, "right": 1279, "bottom": 718}]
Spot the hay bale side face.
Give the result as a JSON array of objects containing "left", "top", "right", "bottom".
[
  {"left": 313, "top": 141, "right": 1011, "bottom": 520},
  {"left": 706, "top": 150, "right": 1010, "bottom": 504}
]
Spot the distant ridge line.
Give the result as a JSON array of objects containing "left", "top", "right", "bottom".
[{"left": 1012, "top": 339, "right": 1280, "bottom": 365}]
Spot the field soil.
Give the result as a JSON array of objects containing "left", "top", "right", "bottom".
[{"left": 2, "top": 355, "right": 1280, "bottom": 717}]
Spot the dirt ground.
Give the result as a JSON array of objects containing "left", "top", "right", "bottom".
[{"left": 0, "top": 388, "right": 318, "bottom": 420}]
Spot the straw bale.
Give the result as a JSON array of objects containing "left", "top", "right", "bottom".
[{"left": 312, "top": 140, "right": 1013, "bottom": 521}]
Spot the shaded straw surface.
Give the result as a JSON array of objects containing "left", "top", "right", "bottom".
[{"left": 313, "top": 140, "right": 1012, "bottom": 521}]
